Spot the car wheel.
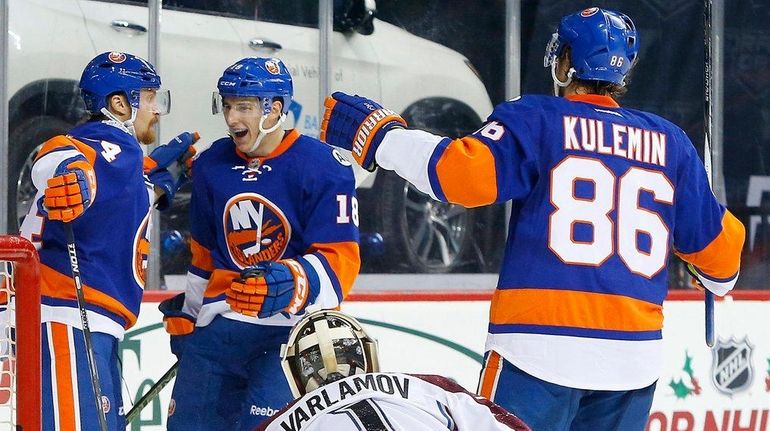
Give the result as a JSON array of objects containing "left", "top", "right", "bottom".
[
  {"left": 363, "top": 98, "right": 482, "bottom": 273},
  {"left": 372, "top": 169, "right": 474, "bottom": 273},
  {"left": 8, "top": 116, "right": 73, "bottom": 232}
]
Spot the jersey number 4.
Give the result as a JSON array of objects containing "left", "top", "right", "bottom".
[{"left": 549, "top": 156, "right": 674, "bottom": 278}]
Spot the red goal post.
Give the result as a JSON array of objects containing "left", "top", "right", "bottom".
[{"left": 0, "top": 235, "right": 41, "bottom": 430}]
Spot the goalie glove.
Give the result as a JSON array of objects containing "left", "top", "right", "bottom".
[
  {"left": 226, "top": 259, "right": 319, "bottom": 319},
  {"left": 43, "top": 155, "right": 97, "bottom": 223},
  {"left": 320, "top": 92, "right": 407, "bottom": 171},
  {"left": 159, "top": 292, "right": 196, "bottom": 358}
]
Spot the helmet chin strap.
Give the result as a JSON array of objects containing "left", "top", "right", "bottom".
[
  {"left": 100, "top": 106, "right": 138, "bottom": 137},
  {"left": 245, "top": 113, "right": 287, "bottom": 155},
  {"left": 551, "top": 61, "right": 576, "bottom": 96}
]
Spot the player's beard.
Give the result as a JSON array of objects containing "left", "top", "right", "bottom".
[{"left": 136, "top": 117, "right": 158, "bottom": 145}]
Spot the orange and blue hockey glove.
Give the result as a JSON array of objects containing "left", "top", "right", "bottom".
[
  {"left": 143, "top": 131, "right": 200, "bottom": 175},
  {"left": 226, "top": 260, "right": 320, "bottom": 319},
  {"left": 158, "top": 292, "right": 195, "bottom": 358},
  {"left": 43, "top": 155, "right": 97, "bottom": 223},
  {"left": 321, "top": 92, "right": 407, "bottom": 172}
]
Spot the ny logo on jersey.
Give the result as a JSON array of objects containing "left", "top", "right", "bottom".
[{"left": 224, "top": 193, "right": 291, "bottom": 268}]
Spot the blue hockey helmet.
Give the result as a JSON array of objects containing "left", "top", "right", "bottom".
[
  {"left": 214, "top": 57, "right": 293, "bottom": 116},
  {"left": 79, "top": 52, "right": 164, "bottom": 113},
  {"left": 544, "top": 7, "right": 639, "bottom": 86}
]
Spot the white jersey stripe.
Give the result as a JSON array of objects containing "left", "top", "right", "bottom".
[
  {"left": 68, "top": 326, "right": 82, "bottom": 431},
  {"left": 376, "top": 129, "right": 444, "bottom": 200},
  {"left": 46, "top": 323, "right": 61, "bottom": 431},
  {"left": 303, "top": 253, "right": 340, "bottom": 310}
]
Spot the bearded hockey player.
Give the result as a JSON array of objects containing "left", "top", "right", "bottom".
[
  {"left": 319, "top": 7, "right": 745, "bottom": 431},
  {"left": 162, "top": 57, "right": 360, "bottom": 430},
  {"left": 20, "top": 51, "right": 196, "bottom": 430},
  {"left": 255, "top": 310, "right": 530, "bottom": 431}
]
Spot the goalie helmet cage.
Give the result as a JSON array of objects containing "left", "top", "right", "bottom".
[{"left": 0, "top": 235, "right": 41, "bottom": 431}]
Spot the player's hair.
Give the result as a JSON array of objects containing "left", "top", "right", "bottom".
[{"left": 561, "top": 48, "right": 629, "bottom": 98}]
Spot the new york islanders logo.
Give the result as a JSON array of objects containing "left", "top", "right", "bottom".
[
  {"left": 265, "top": 60, "right": 281, "bottom": 75},
  {"left": 108, "top": 52, "right": 127, "bottom": 63},
  {"left": 132, "top": 212, "right": 151, "bottom": 288},
  {"left": 223, "top": 193, "right": 291, "bottom": 268}
]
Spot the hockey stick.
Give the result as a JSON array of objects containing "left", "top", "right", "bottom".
[
  {"left": 65, "top": 224, "right": 109, "bottom": 431},
  {"left": 125, "top": 361, "right": 179, "bottom": 424},
  {"left": 703, "top": 0, "right": 715, "bottom": 348}
]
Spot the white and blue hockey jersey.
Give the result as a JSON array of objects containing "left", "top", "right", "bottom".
[
  {"left": 183, "top": 129, "right": 360, "bottom": 328},
  {"left": 374, "top": 94, "right": 745, "bottom": 391}
]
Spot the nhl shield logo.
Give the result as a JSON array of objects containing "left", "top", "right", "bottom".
[{"left": 711, "top": 336, "right": 754, "bottom": 395}]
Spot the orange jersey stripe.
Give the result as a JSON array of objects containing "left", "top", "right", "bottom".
[
  {"left": 51, "top": 323, "right": 77, "bottom": 430},
  {"left": 489, "top": 288, "right": 663, "bottom": 332},
  {"left": 477, "top": 350, "right": 502, "bottom": 399},
  {"left": 675, "top": 210, "right": 745, "bottom": 279},
  {"left": 190, "top": 239, "right": 215, "bottom": 273},
  {"left": 204, "top": 268, "right": 239, "bottom": 299},
  {"left": 36, "top": 135, "right": 98, "bottom": 166},
  {"left": 309, "top": 241, "right": 361, "bottom": 298},
  {"left": 40, "top": 265, "right": 138, "bottom": 328},
  {"left": 435, "top": 136, "right": 498, "bottom": 207}
]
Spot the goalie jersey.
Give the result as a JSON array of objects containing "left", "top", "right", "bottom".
[
  {"left": 20, "top": 120, "right": 154, "bottom": 338},
  {"left": 375, "top": 94, "right": 745, "bottom": 390},
  {"left": 183, "top": 129, "right": 360, "bottom": 327},
  {"left": 256, "top": 373, "right": 530, "bottom": 431}
]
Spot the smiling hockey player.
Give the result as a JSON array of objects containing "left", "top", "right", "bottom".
[{"left": 163, "top": 57, "right": 360, "bottom": 430}]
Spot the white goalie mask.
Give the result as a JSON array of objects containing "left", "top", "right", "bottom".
[{"left": 280, "top": 310, "right": 379, "bottom": 397}]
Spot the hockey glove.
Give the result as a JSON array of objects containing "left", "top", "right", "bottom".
[
  {"left": 321, "top": 92, "right": 407, "bottom": 171},
  {"left": 686, "top": 263, "right": 706, "bottom": 292},
  {"left": 43, "top": 155, "right": 97, "bottom": 222},
  {"left": 226, "top": 260, "right": 319, "bottom": 319},
  {"left": 147, "top": 168, "right": 188, "bottom": 211},
  {"left": 159, "top": 292, "right": 195, "bottom": 358},
  {"left": 143, "top": 131, "right": 200, "bottom": 175}
]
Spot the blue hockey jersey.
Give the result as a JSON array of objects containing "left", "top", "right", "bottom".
[
  {"left": 183, "top": 129, "right": 360, "bottom": 327},
  {"left": 375, "top": 94, "right": 745, "bottom": 390},
  {"left": 20, "top": 120, "right": 154, "bottom": 338}
]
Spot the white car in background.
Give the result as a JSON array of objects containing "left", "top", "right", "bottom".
[{"left": 8, "top": 0, "right": 499, "bottom": 274}]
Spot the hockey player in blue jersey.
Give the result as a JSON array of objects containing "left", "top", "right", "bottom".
[
  {"left": 320, "top": 8, "right": 745, "bottom": 431},
  {"left": 19, "top": 51, "right": 197, "bottom": 430},
  {"left": 161, "top": 57, "right": 360, "bottom": 430}
]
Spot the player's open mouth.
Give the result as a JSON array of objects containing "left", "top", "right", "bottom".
[{"left": 231, "top": 129, "right": 248, "bottom": 138}]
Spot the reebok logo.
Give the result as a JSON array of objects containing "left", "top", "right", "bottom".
[{"left": 250, "top": 405, "right": 278, "bottom": 417}]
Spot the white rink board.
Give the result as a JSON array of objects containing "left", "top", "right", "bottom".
[{"left": 115, "top": 298, "right": 770, "bottom": 430}]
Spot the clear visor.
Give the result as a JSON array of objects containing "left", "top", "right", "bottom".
[
  {"left": 139, "top": 88, "right": 171, "bottom": 116},
  {"left": 212, "top": 92, "right": 268, "bottom": 117}
]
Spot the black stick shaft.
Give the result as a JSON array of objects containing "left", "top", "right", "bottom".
[
  {"left": 65, "top": 224, "right": 109, "bottom": 430},
  {"left": 703, "top": 0, "right": 716, "bottom": 348},
  {"left": 125, "top": 361, "right": 179, "bottom": 423}
]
